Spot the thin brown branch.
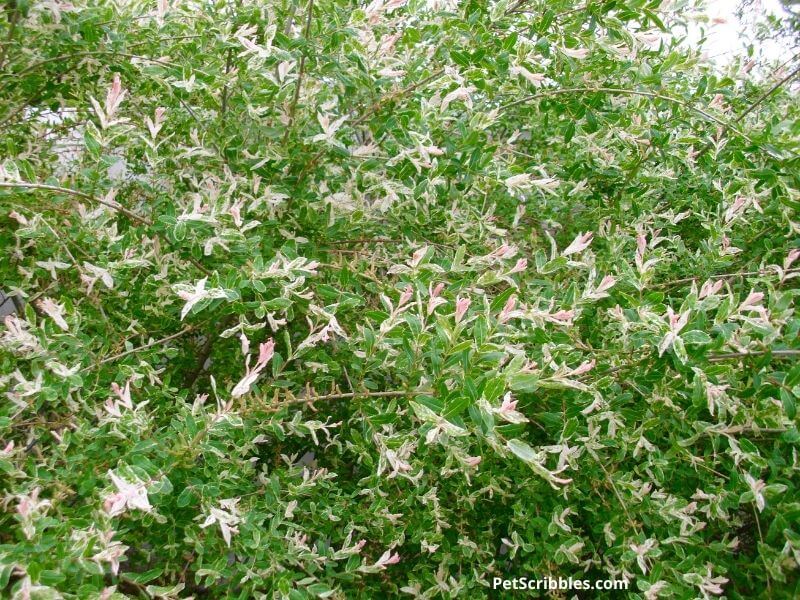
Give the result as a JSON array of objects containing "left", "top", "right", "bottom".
[
  {"left": 717, "top": 425, "right": 787, "bottom": 435},
  {"left": 709, "top": 349, "right": 800, "bottom": 362},
  {"left": 505, "top": 0, "right": 533, "bottom": 14},
  {"left": 81, "top": 326, "right": 195, "bottom": 372},
  {"left": 654, "top": 267, "right": 800, "bottom": 289},
  {"left": 0, "top": 181, "right": 153, "bottom": 225},
  {"left": 325, "top": 237, "right": 453, "bottom": 248},
  {"left": 351, "top": 69, "right": 445, "bottom": 128},
  {"left": 499, "top": 87, "right": 753, "bottom": 144},
  {"left": 185, "top": 314, "right": 238, "bottom": 389},
  {"left": 127, "top": 34, "right": 205, "bottom": 49},
  {"left": 172, "top": 388, "right": 422, "bottom": 458},
  {"left": 0, "top": 79, "right": 52, "bottom": 129},
  {"left": 590, "top": 452, "right": 643, "bottom": 538},
  {"left": 2, "top": 51, "right": 187, "bottom": 82},
  {"left": 0, "top": 7, "right": 19, "bottom": 69},
  {"left": 0, "top": 181, "right": 212, "bottom": 276},
  {"left": 92, "top": 13, "right": 208, "bottom": 28},
  {"left": 326, "top": 238, "right": 407, "bottom": 244},
  {"left": 0, "top": 50, "right": 181, "bottom": 89},
  {"left": 283, "top": 1, "right": 298, "bottom": 35},
  {"left": 220, "top": 47, "right": 235, "bottom": 126},
  {"left": 695, "top": 60, "right": 800, "bottom": 160},
  {"left": 738, "top": 61, "right": 800, "bottom": 121},
  {"left": 294, "top": 68, "right": 444, "bottom": 186},
  {"left": 282, "top": 0, "right": 315, "bottom": 144},
  {"left": 299, "top": 389, "right": 413, "bottom": 402},
  {"left": 259, "top": 388, "right": 418, "bottom": 413}
]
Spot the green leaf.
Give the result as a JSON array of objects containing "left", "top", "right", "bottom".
[
  {"left": 176, "top": 487, "right": 194, "bottom": 507},
  {"left": 682, "top": 330, "right": 712, "bottom": 345},
  {"left": 306, "top": 583, "right": 336, "bottom": 598},
  {"left": 264, "top": 298, "right": 292, "bottom": 310},
  {"left": 781, "top": 388, "right": 797, "bottom": 420},
  {"left": 443, "top": 396, "right": 470, "bottom": 419},
  {"left": 507, "top": 438, "right": 537, "bottom": 462},
  {"left": 564, "top": 120, "right": 575, "bottom": 143},
  {"left": 125, "top": 568, "right": 164, "bottom": 584},
  {"left": 540, "top": 257, "right": 567, "bottom": 274},
  {"left": 509, "top": 373, "right": 539, "bottom": 392},
  {"left": 490, "top": 287, "right": 516, "bottom": 313},
  {"left": 450, "top": 50, "right": 470, "bottom": 67},
  {"left": 785, "top": 364, "right": 800, "bottom": 389},
  {"left": 483, "top": 378, "right": 505, "bottom": 403}
]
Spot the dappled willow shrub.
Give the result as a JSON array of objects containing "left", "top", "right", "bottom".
[{"left": 1, "top": 0, "right": 799, "bottom": 598}]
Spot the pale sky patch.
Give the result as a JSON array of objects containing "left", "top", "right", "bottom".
[{"left": 686, "top": 0, "right": 793, "bottom": 65}]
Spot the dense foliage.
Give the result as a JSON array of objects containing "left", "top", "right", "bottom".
[{"left": 1, "top": 0, "right": 799, "bottom": 597}]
